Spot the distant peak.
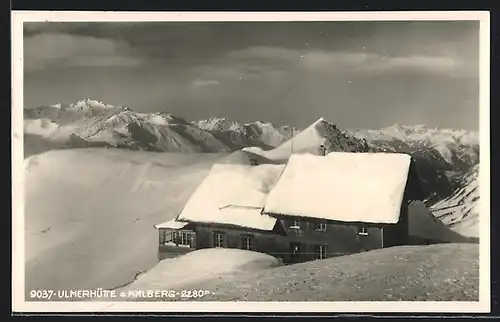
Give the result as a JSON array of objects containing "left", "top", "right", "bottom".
[
  {"left": 251, "top": 120, "right": 275, "bottom": 128},
  {"left": 310, "top": 117, "right": 336, "bottom": 129},
  {"left": 387, "top": 123, "right": 404, "bottom": 130},
  {"left": 199, "top": 116, "right": 238, "bottom": 125}
]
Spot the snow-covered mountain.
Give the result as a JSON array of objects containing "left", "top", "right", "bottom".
[
  {"left": 24, "top": 99, "right": 300, "bottom": 156},
  {"left": 349, "top": 124, "right": 479, "bottom": 171},
  {"left": 348, "top": 124, "right": 479, "bottom": 204},
  {"left": 243, "top": 117, "right": 371, "bottom": 161},
  {"left": 23, "top": 99, "right": 479, "bottom": 207},
  {"left": 194, "top": 117, "right": 298, "bottom": 149},
  {"left": 430, "top": 164, "right": 479, "bottom": 238},
  {"left": 24, "top": 98, "right": 232, "bottom": 154}
]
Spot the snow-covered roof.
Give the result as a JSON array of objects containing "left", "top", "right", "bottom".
[
  {"left": 154, "top": 219, "right": 190, "bottom": 230},
  {"left": 263, "top": 152, "right": 412, "bottom": 224},
  {"left": 176, "top": 163, "right": 286, "bottom": 231}
]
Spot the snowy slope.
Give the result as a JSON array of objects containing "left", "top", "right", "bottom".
[
  {"left": 193, "top": 243, "right": 478, "bottom": 302},
  {"left": 431, "top": 165, "right": 479, "bottom": 238},
  {"left": 23, "top": 119, "right": 60, "bottom": 137},
  {"left": 24, "top": 148, "right": 224, "bottom": 293},
  {"left": 108, "top": 244, "right": 478, "bottom": 302}
]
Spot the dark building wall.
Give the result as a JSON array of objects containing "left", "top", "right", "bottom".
[
  {"left": 383, "top": 161, "right": 423, "bottom": 247},
  {"left": 383, "top": 202, "right": 409, "bottom": 247},
  {"left": 157, "top": 221, "right": 286, "bottom": 260},
  {"left": 158, "top": 244, "right": 194, "bottom": 261},
  {"left": 276, "top": 216, "right": 385, "bottom": 263},
  {"left": 194, "top": 225, "right": 284, "bottom": 258},
  {"left": 407, "top": 159, "right": 426, "bottom": 202}
]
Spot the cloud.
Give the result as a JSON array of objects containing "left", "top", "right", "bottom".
[
  {"left": 192, "top": 79, "right": 220, "bottom": 87},
  {"left": 23, "top": 32, "right": 145, "bottom": 72},
  {"left": 366, "top": 55, "right": 458, "bottom": 72},
  {"left": 218, "top": 46, "right": 472, "bottom": 79}
]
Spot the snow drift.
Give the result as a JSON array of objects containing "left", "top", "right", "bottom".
[{"left": 115, "top": 248, "right": 281, "bottom": 294}]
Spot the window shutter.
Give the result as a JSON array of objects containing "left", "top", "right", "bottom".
[
  {"left": 191, "top": 232, "right": 196, "bottom": 248},
  {"left": 159, "top": 229, "right": 164, "bottom": 245}
]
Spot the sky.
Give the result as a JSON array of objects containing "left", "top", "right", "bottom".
[{"left": 23, "top": 20, "right": 480, "bottom": 130}]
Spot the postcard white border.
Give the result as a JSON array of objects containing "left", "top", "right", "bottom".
[{"left": 11, "top": 10, "right": 491, "bottom": 313}]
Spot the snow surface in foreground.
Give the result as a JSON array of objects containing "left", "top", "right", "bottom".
[
  {"left": 116, "top": 248, "right": 281, "bottom": 293},
  {"left": 110, "top": 244, "right": 478, "bottom": 302},
  {"left": 193, "top": 243, "right": 479, "bottom": 302},
  {"left": 24, "top": 148, "right": 224, "bottom": 292}
]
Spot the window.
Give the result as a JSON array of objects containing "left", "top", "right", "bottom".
[
  {"left": 178, "top": 231, "right": 192, "bottom": 246},
  {"left": 163, "top": 231, "right": 192, "bottom": 247},
  {"left": 164, "top": 231, "right": 174, "bottom": 243},
  {"left": 241, "top": 235, "right": 254, "bottom": 251},
  {"left": 214, "top": 232, "right": 225, "bottom": 248},
  {"left": 290, "top": 218, "right": 301, "bottom": 229},
  {"left": 316, "top": 222, "right": 327, "bottom": 231},
  {"left": 358, "top": 226, "right": 368, "bottom": 236},
  {"left": 316, "top": 245, "right": 327, "bottom": 260}
]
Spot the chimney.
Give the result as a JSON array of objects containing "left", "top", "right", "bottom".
[
  {"left": 319, "top": 145, "right": 326, "bottom": 156},
  {"left": 250, "top": 158, "right": 258, "bottom": 166}
]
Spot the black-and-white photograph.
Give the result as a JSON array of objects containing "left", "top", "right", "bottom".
[{"left": 12, "top": 11, "right": 490, "bottom": 313}]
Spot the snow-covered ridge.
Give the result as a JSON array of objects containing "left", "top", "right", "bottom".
[
  {"left": 68, "top": 98, "right": 119, "bottom": 110},
  {"left": 195, "top": 117, "right": 246, "bottom": 133},
  {"left": 194, "top": 116, "right": 300, "bottom": 148},
  {"left": 24, "top": 98, "right": 233, "bottom": 153},
  {"left": 349, "top": 124, "right": 479, "bottom": 164},
  {"left": 244, "top": 117, "right": 370, "bottom": 161},
  {"left": 431, "top": 164, "right": 479, "bottom": 238},
  {"left": 348, "top": 123, "right": 479, "bottom": 203}
]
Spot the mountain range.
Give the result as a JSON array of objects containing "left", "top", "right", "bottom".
[{"left": 23, "top": 98, "right": 480, "bottom": 233}]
